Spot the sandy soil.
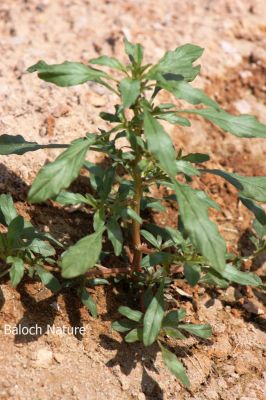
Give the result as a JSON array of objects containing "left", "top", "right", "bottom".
[{"left": 0, "top": 1, "right": 266, "bottom": 399}]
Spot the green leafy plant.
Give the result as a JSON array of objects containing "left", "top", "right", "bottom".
[{"left": 1, "top": 39, "right": 266, "bottom": 386}]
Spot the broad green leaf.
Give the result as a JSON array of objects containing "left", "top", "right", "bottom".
[
  {"left": 28, "top": 136, "right": 96, "bottom": 203},
  {"left": 144, "top": 111, "right": 177, "bottom": 177},
  {"left": 0, "top": 194, "right": 18, "bottom": 225},
  {"left": 118, "top": 306, "right": 143, "bottom": 322},
  {"left": 156, "top": 112, "right": 191, "bottom": 126},
  {"left": 125, "top": 328, "right": 143, "bottom": 343},
  {"left": 203, "top": 169, "right": 266, "bottom": 202},
  {"left": 55, "top": 191, "right": 97, "bottom": 207},
  {"left": 141, "top": 230, "right": 160, "bottom": 248},
  {"left": 200, "top": 270, "right": 229, "bottom": 288},
  {"left": 143, "top": 282, "right": 165, "bottom": 346},
  {"left": 147, "top": 44, "right": 204, "bottom": 82},
  {"left": 89, "top": 55, "right": 127, "bottom": 72},
  {"left": 219, "top": 264, "right": 262, "bottom": 286},
  {"left": 173, "top": 181, "right": 226, "bottom": 272},
  {"left": 181, "top": 108, "right": 266, "bottom": 138},
  {"left": 119, "top": 77, "right": 141, "bottom": 108},
  {"left": 112, "top": 319, "right": 137, "bottom": 333},
  {"left": 164, "top": 327, "right": 186, "bottom": 340},
  {"left": 184, "top": 263, "right": 201, "bottom": 287},
  {"left": 61, "top": 227, "right": 104, "bottom": 278},
  {"left": 8, "top": 257, "right": 24, "bottom": 288},
  {"left": 176, "top": 160, "right": 200, "bottom": 177},
  {"left": 107, "top": 219, "right": 123, "bottom": 256},
  {"left": 179, "top": 324, "right": 212, "bottom": 339},
  {"left": 0, "top": 134, "right": 67, "bottom": 155},
  {"left": 27, "top": 239, "right": 56, "bottom": 257},
  {"left": 182, "top": 153, "right": 210, "bottom": 163},
  {"left": 27, "top": 60, "right": 109, "bottom": 87},
  {"left": 158, "top": 78, "right": 219, "bottom": 110},
  {"left": 239, "top": 196, "right": 266, "bottom": 226},
  {"left": 80, "top": 287, "right": 97, "bottom": 318},
  {"left": 163, "top": 309, "right": 186, "bottom": 328},
  {"left": 159, "top": 342, "right": 190, "bottom": 387},
  {"left": 124, "top": 38, "right": 143, "bottom": 66},
  {"left": 35, "top": 266, "right": 61, "bottom": 292},
  {"left": 7, "top": 216, "right": 24, "bottom": 247}
]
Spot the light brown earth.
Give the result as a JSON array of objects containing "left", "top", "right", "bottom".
[{"left": 0, "top": 1, "right": 266, "bottom": 399}]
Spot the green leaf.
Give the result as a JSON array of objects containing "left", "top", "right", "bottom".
[
  {"left": 184, "top": 263, "right": 201, "bottom": 287},
  {"left": 219, "top": 264, "right": 262, "bottom": 286},
  {"left": 239, "top": 196, "right": 266, "bottom": 226},
  {"left": 120, "top": 207, "right": 143, "bottom": 224},
  {"left": 80, "top": 287, "right": 97, "bottom": 318},
  {"left": 143, "top": 282, "right": 165, "bottom": 346},
  {"left": 158, "top": 78, "right": 219, "bottom": 110},
  {"left": 0, "top": 134, "right": 67, "bottom": 155},
  {"left": 28, "top": 136, "right": 96, "bottom": 203},
  {"left": 89, "top": 55, "right": 127, "bottom": 72},
  {"left": 124, "top": 38, "right": 144, "bottom": 66},
  {"left": 118, "top": 306, "right": 143, "bottom": 322},
  {"left": 182, "top": 153, "right": 210, "bottom": 163},
  {"left": 27, "top": 239, "right": 56, "bottom": 257},
  {"left": 159, "top": 342, "right": 190, "bottom": 387},
  {"left": 144, "top": 111, "right": 177, "bottom": 177},
  {"left": 141, "top": 230, "right": 160, "bottom": 249},
  {"left": 163, "top": 327, "right": 186, "bottom": 340},
  {"left": 163, "top": 309, "right": 186, "bottom": 328},
  {"left": 119, "top": 77, "right": 141, "bottom": 108},
  {"left": 125, "top": 328, "right": 143, "bottom": 343},
  {"left": 144, "top": 224, "right": 184, "bottom": 246},
  {"left": 101, "top": 167, "right": 116, "bottom": 200},
  {"left": 0, "top": 194, "right": 18, "bottom": 225},
  {"left": 253, "top": 219, "right": 266, "bottom": 239},
  {"left": 156, "top": 112, "right": 191, "bottom": 127},
  {"left": 8, "top": 257, "right": 24, "bottom": 288},
  {"left": 61, "top": 227, "right": 104, "bottom": 278},
  {"left": 55, "top": 191, "right": 97, "bottom": 207},
  {"left": 203, "top": 169, "right": 266, "bottom": 202},
  {"left": 107, "top": 219, "right": 123, "bottom": 256},
  {"left": 112, "top": 319, "right": 137, "bottom": 333},
  {"left": 35, "top": 266, "right": 61, "bottom": 292},
  {"left": 7, "top": 216, "right": 24, "bottom": 247},
  {"left": 176, "top": 160, "right": 200, "bottom": 177},
  {"left": 178, "top": 324, "right": 212, "bottom": 339},
  {"left": 147, "top": 44, "right": 204, "bottom": 82},
  {"left": 93, "top": 209, "right": 105, "bottom": 231},
  {"left": 173, "top": 181, "right": 226, "bottom": 272},
  {"left": 200, "top": 270, "right": 229, "bottom": 288},
  {"left": 27, "top": 60, "right": 109, "bottom": 87},
  {"left": 181, "top": 108, "right": 266, "bottom": 138}
]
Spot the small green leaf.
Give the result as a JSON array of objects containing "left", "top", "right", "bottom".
[
  {"left": 143, "top": 282, "right": 165, "bottom": 346},
  {"left": 118, "top": 306, "right": 143, "bottom": 322},
  {"left": 141, "top": 230, "right": 160, "bottom": 249},
  {"left": 200, "top": 270, "right": 229, "bottom": 288},
  {"left": 159, "top": 342, "right": 190, "bottom": 387},
  {"left": 27, "top": 239, "right": 56, "bottom": 257},
  {"left": 89, "top": 55, "right": 127, "bottom": 72},
  {"left": 204, "top": 169, "right": 266, "bottom": 202},
  {"left": 7, "top": 216, "right": 24, "bottom": 247},
  {"left": 182, "top": 153, "right": 210, "bottom": 163},
  {"left": 93, "top": 209, "right": 105, "bottom": 231},
  {"left": 163, "top": 309, "right": 186, "bottom": 327},
  {"left": 28, "top": 136, "right": 96, "bottom": 203},
  {"left": 173, "top": 181, "right": 226, "bottom": 272},
  {"left": 144, "top": 111, "right": 177, "bottom": 177},
  {"left": 156, "top": 112, "right": 191, "bottom": 127},
  {"left": 124, "top": 38, "right": 143, "bottom": 66},
  {"left": 55, "top": 191, "right": 97, "bottom": 207},
  {"left": 164, "top": 327, "right": 186, "bottom": 340},
  {"left": 80, "top": 287, "right": 97, "bottom": 318},
  {"left": 107, "top": 219, "right": 123, "bottom": 256},
  {"left": 239, "top": 196, "right": 266, "bottom": 226},
  {"left": 181, "top": 108, "right": 266, "bottom": 138},
  {"left": 35, "top": 266, "right": 61, "bottom": 292},
  {"left": 8, "top": 257, "right": 24, "bottom": 288},
  {"left": 28, "top": 60, "right": 109, "bottom": 87},
  {"left": 178, "top": 324, "right": 212, "bottom": 339},
  {"left": 147, "top": 44, "right": 204, "bottom": 82},
  {"left": 219, "top": 264, "right": 262, "bottom": 286},
  {"left": 112, "top": 319, "right": 137, "bottom": 333},
  {"left": 176, "top": 160, "right": 200, "bottom": 177},
  {"left": 0, "top": 194, "right": 18, "bottom": 225},
  {"left": 119, "top": 77, "right": 141, "bottom": 108},
  {"left": 120, "top": 207, "right": 143, "bottom": 224},
  {"left": 61, "top": 227, "right": 104, "bottom": 278},
  {"left": 0, "top": 134, "right": 67, "bottom": 155},
  {"left": 184, "top": 263, "right": 201, "bottom": 287},
  {"left": 125, "top": 328, "right": 143, "bottom": 343},
  {"left": 101, "top": 167, "right": 116, "bottom": 200}
]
